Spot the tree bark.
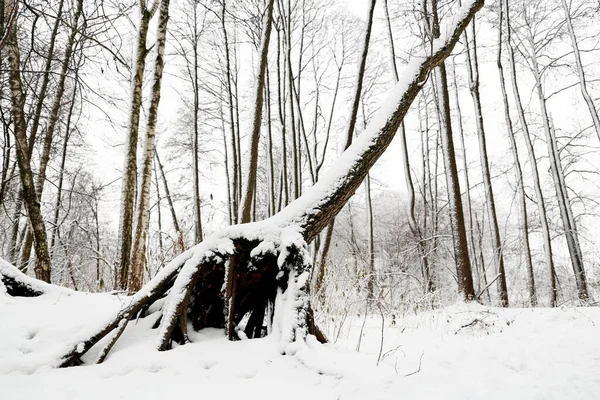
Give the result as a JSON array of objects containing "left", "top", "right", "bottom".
[
  {"left": 221, "top": 0, "right": 239, "bottom": 224},
  {"left": 130, "top": 0, "right": 171, "bottom": 292},
  {"left": 314, "top": 0, "right": 377, "bottom": 295},
  {"left": 496, "top": 3, "right": 536, "bottom": 306},
  {"left": 524, "top": 26, "right": 589, "bottom": 302},
  {"left": 117, "top": 1, "right": 155, "bottom": 290},
  {"left": 4, "top": 1, "right": 52, "bottom": 282},
  {"left": 462, "top": 17, "right": 508, "bottom": 306},
  {"left": 503, "top": 0, "right": 557, "bottom": 306},
  {"left": 240, "top": 0, "right": 275, "bottom": 223},
  {"left": 429, "top": 0, "right": 475, "bottom": 300}
]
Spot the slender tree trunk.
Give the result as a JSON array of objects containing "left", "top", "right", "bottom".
[
  {"left": 191, "top": 3, "right": 203, "bottom": 242},
  {"left": 450, "top": 60, "right": 480, "bottom": 291},
  {"left": 496, "top": 3, "right": 536, "bottom": 306},
  {"left": 50, "top": 81, "right": 78, "bottom": 253},
  {"left": 240, "top": 0, "right": 275, "bottom": 223},
  {"left": 130, "top": 0, "right": 171, "bottom": 292},
  {"left": 276, "top": 24, "right": 289, "bottom": 209},
  {"left": 525, "top": 29, "right": 588, "bottom": 302},
  {"left": 429, "top": 0, "right": 474, "bottom": 300},
  {"left": 365, "top": 172, "right": 375, "bottom": 301},
  {"left": 560, "top": 0, "right": 600, "bottom": 144},
  {"left": 221, "top": 0, "right": 239, "bottom": 224},
  {"left": 462, "top": 17, "right": 508, "bottom": 306},
  {"left": 4, "top": 2, "right": 51, "bottom": 282},
  {"left": 155, "top": 150, "right": 181, "bottom": 236},
  {"left": 153, "top": 163, "right": 164, "bottom": 261},
  {"left": 385, "top": 0, "right": 433, "bottom": 293},
  {"left": 117, "top": 1, "right": 155, "bottom": 290},
  {"left": 219, "top": 99, "right": 233, "bottom": 225},
  {"left": 20, "top": 0, "right": 84, "bottom": 270},
  {"left": 265, "top": 69, "right": 276, "bottom": 217},
  {"left": 503, "top": 0, "right": 556, "bottom": 306},
  {"left": 27, "top": 0, "right": 64, "bottom": 156},
  {"left": 313, "top": 0, "right": 377, "bottom": 295}
]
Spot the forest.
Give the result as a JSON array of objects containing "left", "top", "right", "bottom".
[{"left": 1, "top": 0, "right": 600, "bottom": 397}]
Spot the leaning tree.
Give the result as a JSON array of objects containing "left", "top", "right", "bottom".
[{"left": 0, "top": 0, "right": 484, "bottom": 367}]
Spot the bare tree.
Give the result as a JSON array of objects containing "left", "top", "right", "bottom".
[
  {"left": 130, "top": 0, "right": 172, "bottom": 292},
  {"left": 522, "top": 4, "right": 589, "bottom": 301},
  {"left": 428, "top": 0, "right": 475, "bottom": 300},
  {"left": 240, "top": 0, "right": 275, "bottom": 223},
  {"left": 462, "top": 15, "right": 508, "bottom": 306},
  {"left": 560, "top": 0, "right": 600, "bottom": 144},
  {"left": 4, "top": 0, "right": 52, "bottom": 282},
  {"left": 496, "top": 1, "right": 536, "bottom": 306},
  {"left": 116, "top": 0, "right": 159, "bottom": 290},
  {"left": 503, "top": 0, "right": 557, "bottom": 306}
]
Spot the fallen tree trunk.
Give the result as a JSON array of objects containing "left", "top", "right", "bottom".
[{"left": 1, "top": 0, "right": 484, "bottom": 367}]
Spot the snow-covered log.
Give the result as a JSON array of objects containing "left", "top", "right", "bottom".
[
  {"left": 1, "top": 0, "right": 484, "bottom": 367},
  {"left": 0, "top": 258, "right": 71, "bottom": 297}
]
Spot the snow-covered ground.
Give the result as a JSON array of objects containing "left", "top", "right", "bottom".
[{"left": 2, "top": 288, "right": 599, "bottom": 399}]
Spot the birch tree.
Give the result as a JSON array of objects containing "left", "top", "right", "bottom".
[
  {"left": 521, "top": 3, "right": 589, "bottom": 301},
  {"left": 130, "top": 0, "right": 172, "bottom": 292},
  {"left": 117, "top": 0, "right": 159, "bottom": 290}
]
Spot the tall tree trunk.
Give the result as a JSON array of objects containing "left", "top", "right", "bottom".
[
  {"left": 462, "top": 17, "right": 508, "bottom": 306},
  {"left": 283, "top": 4, "right": 299, "bottom": 200},
  {"left": 130, "top": 0, "right": 171, "bottom": 292},
  {"left": 4, "top": 1, "right": 51, "bottom": 282},
  {"left": 221, "top": 0, "right": 239, "bottom": 224},
  {"left": 20, "top": 0, "right": 84, "bottom": 270},
  {"left": 385, "top": 0, "right": 433, "bottom": 293},
  {"left": 524, "top": 28, "right": 589, "bottom": 302},
  {"left": 429, "top": 0, "right": 474, "bottom": 300},
  {"left": 496, "top": 3, "right": 536, "bottom": 306},
  {"left": 191, "top": 2, "right": 203, "bottom": 242},
  {"left": 275, "top": 24, "right": 289, "bottom": 209},
  {"left": 265, "top": 69, "right": 276, "bottom": 217},
  {"left": 117, "top": 1, "right": 156, "bottom": 290},
  {"left": 240, "top": 0, "right": 275, "bottom": 223},
  {"left": 450, "top": 60, "right": 480, "bottom": 292},
  {"left": 503, "top": 0, "right": 556, "bottom": 306},
  {"left": 313, "top": 0, "right": 377, "bottom": 295}
]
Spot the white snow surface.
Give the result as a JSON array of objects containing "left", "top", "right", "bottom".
[{"left": 2, "top": 288, "right": 599, "bottom": 399}]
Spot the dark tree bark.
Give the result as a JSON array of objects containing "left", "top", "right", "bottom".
[{"left": 429, "top": 0, "right": 475, "bottom": 300}]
